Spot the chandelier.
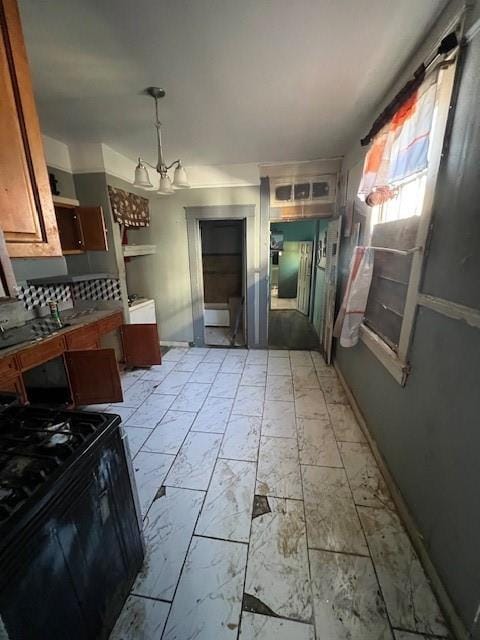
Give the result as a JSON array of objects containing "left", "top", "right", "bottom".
[{"left": 133, "top": 87, "right": 190, "bottom": 195}]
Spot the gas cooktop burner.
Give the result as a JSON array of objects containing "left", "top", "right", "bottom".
[{"left": 0, "top": 406, "right": 115, "bottom": 527}]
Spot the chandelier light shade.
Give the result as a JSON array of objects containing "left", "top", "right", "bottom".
[{"left": 132, "top": 87, "right": 190, "bottom": 195}]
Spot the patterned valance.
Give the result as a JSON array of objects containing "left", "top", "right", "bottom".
[{"left": 108, "top": 185, "right": 150, "bottom": 228}]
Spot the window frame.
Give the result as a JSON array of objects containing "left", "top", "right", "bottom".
[{"left": 360, "top": 56, "right": 458, "bottom": 385}]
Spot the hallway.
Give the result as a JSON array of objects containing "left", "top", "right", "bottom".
[
  {"left": 269, "top": 310, "right": 320, "bottom": 351},
  {"left": 95, "top": 347, "right": 448, "bottom": 639}
]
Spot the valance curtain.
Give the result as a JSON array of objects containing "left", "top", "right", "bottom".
[
  {"left": 358, "top": 72, "right": 439, "bottom": 203},
  {"left": 108, "top": 186, "right": 150, "bottom": 228}
]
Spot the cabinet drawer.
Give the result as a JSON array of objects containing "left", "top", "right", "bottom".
[
  {"left": 97, "top": 313, "right": 123, "bottom": 336},
  {"left": 0, "top": 354, "right": 19, "bottom": 379},
  {"left": 18, "top": 335, "right": 66, "bottom": 370},
  {"left": 66, "top": 325, "right": 100, "bottom": 350}
]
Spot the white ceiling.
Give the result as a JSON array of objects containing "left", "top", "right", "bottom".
[{"left": 19, "top": 0, "right": 446, "bottom": 167}]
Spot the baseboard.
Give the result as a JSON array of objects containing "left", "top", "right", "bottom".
[
  {"left": 334, "top": 361, "right": 468, "bottom": 640},
  {"left": 160, "top": 340, "right": 190, "bottom": 348}
]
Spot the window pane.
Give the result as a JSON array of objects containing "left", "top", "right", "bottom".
[
  {"left": 312, "top": 181, "right": 330, "bottom": 198},
  {"left": 294, "top": 183, "right": 310, "bottom": 200},
  {"left": 275, "top": 185, "right": 292, "bottom": 201}
]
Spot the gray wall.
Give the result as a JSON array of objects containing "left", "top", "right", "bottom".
[
  {"left": 47, "top": 165, "right": 77, "bottom": 200},
  {"left": 335, "top": 4, "right": 480, "bottom": 636},
  {"left": 125, "top": 186, "right": 260, "bottom": 344}
]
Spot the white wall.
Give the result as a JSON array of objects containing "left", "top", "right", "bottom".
[{"left": 125, "top": 186, "right": 260, "bottom": 344}]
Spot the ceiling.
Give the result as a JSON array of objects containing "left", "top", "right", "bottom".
[{"left": 19, "top": 0, "right": 446, "bottom": 167}]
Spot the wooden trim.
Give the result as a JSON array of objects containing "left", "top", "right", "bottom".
[
  {"left": 418, "top": 293, "right": 480, "bottom": 329},
  {"left": 397, "top": 56, "right": 458, "bottom": 361},
  {"left": 1, "top": 0, "right": 61, "bottom": 257},
  {"left": 334, "top": 361, "right": 469, "bottom": 640},
  {"left": 359, "top": 323, "right": 407, "bottom": 385}
]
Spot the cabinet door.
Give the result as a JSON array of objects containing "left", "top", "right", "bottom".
[
  {"left": 0, "top": 373, "right": 27, "bottom": 403},
  {"left": 77, "top": 206, "right": 108, "bottom": 251},
  {"left": 0, "top": 0, "right": 61, "bottom": 257},
  {"left": 55, "top": 205, "right": 85, "bottom": 254},
  {"left": 121, "top": 323, "right": 161, "bottom": 367},
  {"left": 64, "top": 348, "right": 123, "bottom": 406}
]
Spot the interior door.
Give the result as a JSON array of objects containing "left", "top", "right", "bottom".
[
  {"left": 121, "top": 324, "right": 161, "bottom": 367},
  {"left": 323, "top": 218, "right": 342, "bottom": 364},
  {"left": 297, "top": 241, "right": 313, "bottom": 315},
  {"left": 64, "top": 349, "right": 123, "bottom": 406},
  {"left": 77, "top": 206, "right": 108, "bottom": 251}
]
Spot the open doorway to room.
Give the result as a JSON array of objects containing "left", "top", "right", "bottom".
[
  {"left": 268, "top": 218, "right": 330, "bottom": 350},
  {"left": 200, "top": 219, "right": 245, "bottom": 347}
]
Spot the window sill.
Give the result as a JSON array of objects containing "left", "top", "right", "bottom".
[{"left": 359, "top": 324, "right": 409, "bottom": 386}]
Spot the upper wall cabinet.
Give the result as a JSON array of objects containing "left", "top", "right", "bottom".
[
  {"left": 54, "top": 198, "right": 108, "bottom": 254},
  {"left": 0, "top": 0, "right": 61, "bottom": 258}
]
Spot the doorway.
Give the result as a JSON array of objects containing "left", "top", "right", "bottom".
[
  {"left": 268, "top": 219, "right": 330, "bottom": 350},
  {"left": 200, "top": 219, "right": 245, "bottom": 346}
]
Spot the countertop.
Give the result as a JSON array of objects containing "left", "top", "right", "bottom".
[{"left": 0, "top": 308, "right": 122, "bottom": 359}]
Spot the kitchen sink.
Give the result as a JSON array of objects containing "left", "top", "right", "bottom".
[{"left": 0, "top": 320, "right": 71, "bottom": 350}]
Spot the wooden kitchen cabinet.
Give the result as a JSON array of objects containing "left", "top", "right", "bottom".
[
  {"left": 54, "top": 203, "right": 108, "bottom": 254},
  {"left": 0, "top": 0, "right": 61, "bottom": 258},
  {"left": 0, "top": 311, "right": 162, "bottom": 406}
]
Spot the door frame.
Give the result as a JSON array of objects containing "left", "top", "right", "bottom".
[{"left": 186, "top": 205, "right": 256, "bottom": 348}]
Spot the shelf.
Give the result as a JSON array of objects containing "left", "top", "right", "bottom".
[{"left": 122, "top": 244, "right": 156, "bottom": 258}]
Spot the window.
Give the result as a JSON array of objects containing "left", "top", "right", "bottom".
[
  {"left": 356, "top": 55, "right": 458, "bottom": 383},
  {"left": 274, "top": 185, "right": 292, "bottom": 202}
]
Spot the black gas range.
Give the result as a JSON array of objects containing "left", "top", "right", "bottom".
[{"left": 0, "top": 403, "right": 144, "bottom": 640}]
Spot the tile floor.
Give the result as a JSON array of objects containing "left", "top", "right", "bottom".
[{"left": 99, "top": 347, "right": 449, "bottom": 640}]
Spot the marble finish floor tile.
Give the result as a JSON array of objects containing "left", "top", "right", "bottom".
[
  {"left": 240, "top": 364, "right": 267, "bottom": 386},
  {"left": 265, "top": 374, "right": 294, "bottom": 402},
  {"left": 256, "top": 436, "right": 302, "bottom": 499},
  {"left": 289, "top": 350, "right": 313, "bottom": 367},
  {"left": 120, "top": 369, "right": 144, "bottom": 391},
  {"left": 187, "top": 347, "right": 210, "bottom": 356},
  {"left": 220, "top": 356, "right": 246, "bottom": 374},
  {"left": 164, "top": 431, "right": 222, "bottom": 490},
  {"left": 153, "top": 370, "right": 192, "bottom": 395},
  {"left": 219, "top": 415, "right": 261, "bottom": 462},
  {"left": 195, "top": 458, "right": 256, "bottom": 542},
  {"left": 268, "top": 349, "right": 289, "bottom": 357},
  {"left": 109, "top": 595, "right": 170, "bottom": 640},
  {"left": 245, "top": 349, "right": 268, "bottom": 365},
  {"left": 239, "top": 613, "right": 314, "bottom": 640},
  {"left": 141, "top": 410, "right": 195, "bottom": 455},
  {"left": 297, "top": 417, "right": 342, "bottom": 467},
  {"left": 133, "top": 486, "right": 204, "bottom": 600},
  {"left": 393, "top": 632, "right": 438, "bottom": 640},
  {"left": 209, "top": 372, "right": 241, "bottom": 398},
  {"left": 302, "top": 465, "right": 368, "bottom": 555},
  {"left": 310, "top": 351, "right": 336, "bottom": 377},
  {"left": 261, "top": 400, "right": 296, "bottom": 438},
  {"left": 319, "top": 377, "right": 348, "bottom": 404},
  {"left": 141, "top": 361, "right": 176, "bottom": 382},
  {"left": 310, "top": 549, "right": 392, "bottom": 639},
  {"left": 204, "top": 349, "right": 228, "bottom": 363},
  {"left": 327, "top": 404, "right": 366, "bottom": 442},
  {"left": 244, "top": 497, "right": 312, "bottom": 622},
  {"left": 189, "top": 361, "right": 221, "bottom": 383},
  {"left": 162, "top": 347, "right": 188, "bottom": 362},
  {"left": 232, "top": 385, "right": 265, "bottom": 417},
  {"left": 126, "top": 393, "right": 175, "bottom": 428},
  {"left": 292, "top": 365, "right": 320, "bottom": 390},
  {"left": 294, "top": 388, "right": 329, "bottom": 420},
  {"left": 170, "top": 382, "right": 211, "bottom": 412},
  {"left": 174, "top": 354, "right": 205, "bottom": 372},
  {"left": 191, "top": 396, "right": 233, "bottom": 433},
  {"left": 339, "top": 441, "right": 394, "bottom": 509},
  {"left": 125, "top": 426, "right": 151, "bottom": 458},
  {"left": 115, "top": 379, "right": 158, "bottom": 408},
  {"left": 358, "top": 507, "right": 448, "bottom": 636},
  {"left": 267, "top": 357, "right": 292, "bottom": 376},
  {"left": 162, "top": 536, "right": 247, "bottom": 640},
  {"left": 133, "top": 451, "right": 175, "bottom": 516}
]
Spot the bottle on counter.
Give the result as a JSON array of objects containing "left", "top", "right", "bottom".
[{"left": 48, "top": 300, "right": 63, "bottom": 327}]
